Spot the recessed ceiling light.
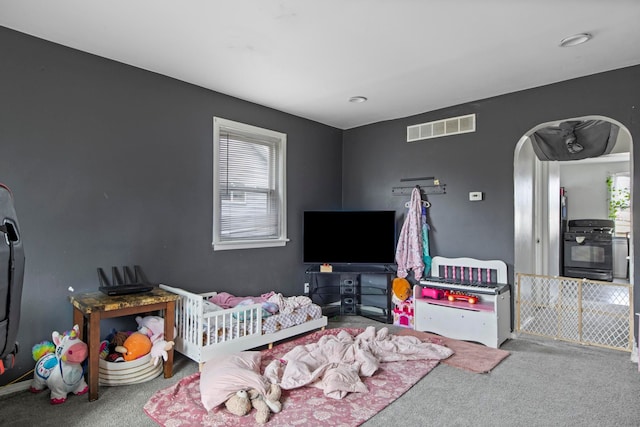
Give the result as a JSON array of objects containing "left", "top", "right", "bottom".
[
  {"left": 349, "top": 96, "right": 368, "bottom": 103},
  {"left": 559, "top": 33, "right": 592, "bottom": 47}
]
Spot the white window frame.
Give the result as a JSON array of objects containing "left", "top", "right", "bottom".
[{"left": 212, "top": 117, "right": 288, "bottom": 251}]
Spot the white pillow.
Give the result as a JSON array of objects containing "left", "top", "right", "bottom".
[{"left": 199, "top": 351, "right": 270, "bottom": 412}]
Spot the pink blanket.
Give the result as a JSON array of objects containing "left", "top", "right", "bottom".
[
  {"left": 264, "top": 326, "right": 453, "bottom": 399},
  {"left": 209, "top": 291, "right": 275, "bottom": 309}
]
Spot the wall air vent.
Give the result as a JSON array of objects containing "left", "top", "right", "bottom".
[{"left": 407, "top": 113, "right": 476, "bottom": 142}]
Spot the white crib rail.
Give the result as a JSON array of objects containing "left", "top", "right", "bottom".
[
  {"left": 159, "top": 284, "right": 263, "bottom": 362},
  {"left": 160, "top": 284, "right": 328, "bottom": 366}
]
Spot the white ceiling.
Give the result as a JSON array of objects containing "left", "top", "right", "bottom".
[{"left": 1, "top": 1, "right": 639, "bottom": 130}]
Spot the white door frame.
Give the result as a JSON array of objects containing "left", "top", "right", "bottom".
[
  {"left": 514, "top": 115, "right": 634, "bottom": 354},
  {"left": 514, "top": 115, "right": 633, "bottom": 280}
]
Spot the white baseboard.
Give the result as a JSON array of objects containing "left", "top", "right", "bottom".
[{"left": 0, "top": 379, "right": 31, "bottom": 398}]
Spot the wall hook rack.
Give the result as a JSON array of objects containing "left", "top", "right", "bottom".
[{"left": 392, "top": 176, "right": 446, "bottom": 196}]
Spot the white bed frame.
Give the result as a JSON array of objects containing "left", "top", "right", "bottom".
[{"left": 159, "top": 284, "right": 327, "bottom": 368}]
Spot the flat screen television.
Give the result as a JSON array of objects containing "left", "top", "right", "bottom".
[{"left": 303, "top": 210, "right": 397, "bottom": 265}]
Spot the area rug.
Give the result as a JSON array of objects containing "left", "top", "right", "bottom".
[
  {"left": 144, "top": 327, "right": 509, "bottom": 426},
  {"left": 395, "top": 329, "right": 511, "bottom": 373}
]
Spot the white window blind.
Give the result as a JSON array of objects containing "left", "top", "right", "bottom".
[{"left": 213, "top": 117, "right": 287, "bottom": 250}]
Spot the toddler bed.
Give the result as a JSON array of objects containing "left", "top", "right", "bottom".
[{"left": 159, "top": 284, "right": 327, "bottom": 368}]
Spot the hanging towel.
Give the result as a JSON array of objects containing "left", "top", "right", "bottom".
[{"left": 395, "top": 187, "right": 425, "bottom": 279}]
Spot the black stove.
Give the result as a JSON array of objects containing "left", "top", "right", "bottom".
[
  {"left": 566, "top": 219, "right": 614, "bottom": 234},
  {"left": 563, "top": 219, "right": 614, "bottom": 281}
]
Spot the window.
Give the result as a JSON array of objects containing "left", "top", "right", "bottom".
[
  {"left": 607, "top": 172, "right": 631, "bottom": 235},
  {"left": 213, "top": 117, "right": 287, "bottom": 250}
]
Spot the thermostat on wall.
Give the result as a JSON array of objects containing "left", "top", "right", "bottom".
[{"left": 469, "top": 191, "right": 483, "bottom": 201}]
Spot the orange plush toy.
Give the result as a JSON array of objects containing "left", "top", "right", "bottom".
[
  {"left": 392, "top": 277, "right": 412, "bottom": 302},
  {"left": 115, "top": 332, "right": 152, "bottom": 361}
]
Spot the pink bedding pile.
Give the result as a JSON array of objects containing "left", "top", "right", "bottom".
[
  {"left": 208, "top": 291, "right": 314, "bottom": 315},
  {"left": 263, "top": 326, "right": 454, "bottom": 399}
]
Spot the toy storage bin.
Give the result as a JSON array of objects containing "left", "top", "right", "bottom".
[{"left": 99, "top": 353, "right": 162, "bottom": 386}]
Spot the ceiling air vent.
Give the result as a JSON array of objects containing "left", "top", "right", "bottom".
[{"left": 407, "top": 113, "right": 476, "bottom": 142}]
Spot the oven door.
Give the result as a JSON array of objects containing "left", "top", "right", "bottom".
[{"left": 563, "top": 233, "right": 613, "bottom": 271}]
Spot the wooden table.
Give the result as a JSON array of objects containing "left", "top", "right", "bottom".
[{"left": 69, "top": 287, "right": 179, "bottom": 401}]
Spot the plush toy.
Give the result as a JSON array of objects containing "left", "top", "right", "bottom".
[
  {"left": 115, "top": 331, "right": 152, "bottom": 361},
  {"left": 136, "top": 315, "right": 165, "bottom": 343},
  {"left": 149, "top": 339, "right": 175, "bottom": 366},
  {"left": 106, "top": 328, "right": 131, "bottom": 347},
  {"left": 29, "top": 325, "right": 89, "bottom": 404},
  {"left": 31, "top": 341, "right": 55, "bottom": 361},
  {"left": 225, "top": 390, "right": 252, "bottom": 416},
  {"left": 249, "top": 383, "right": 282, "bottom": 424},
  {"left": 392, "top": 277, "right": 412, "bottom": 303},
  {"left": 102, "top": 329, "right": 132, "bottom": 362},
  {"left": 98, "top": 340, "right": 110, "bottom": 360},
  {"left": 225, "top": 384, "right": 282, "bottom": 424}
]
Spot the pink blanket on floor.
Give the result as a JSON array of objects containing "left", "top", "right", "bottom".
[{"left": 264, "top": 326, "right": 453, "bottom": 399}]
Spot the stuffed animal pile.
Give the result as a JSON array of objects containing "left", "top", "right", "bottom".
[
  {"left": 115, "top": 331, "right": 152, "bottom": 361},
  {"left": 99, "top": 315, "right": 174, "bottom": 366},
  {"left": 135, "top": 315, "right": 176, "bottom": 366}
]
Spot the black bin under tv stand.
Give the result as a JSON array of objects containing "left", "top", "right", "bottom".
[{"left": 305, "top": 265, "right": 395, "bottom": 324}]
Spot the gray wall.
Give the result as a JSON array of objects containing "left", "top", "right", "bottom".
[
  {"left": 0, "top": 27, "right": 343, "bottom": 385},
  {"left": 343, "top": 67, "right": 640, "bottom": 265},
  {"left": 342, "top": 65, "right": 640, "bottom": 343}
]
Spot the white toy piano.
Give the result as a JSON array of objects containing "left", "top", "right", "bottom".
[{"left": 413, "top": 256, "right": 511, "bottom": 348}]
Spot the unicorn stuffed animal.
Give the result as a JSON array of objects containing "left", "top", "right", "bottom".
[{"left": 30, "top": 324, "right": 89, "bottom": 404}]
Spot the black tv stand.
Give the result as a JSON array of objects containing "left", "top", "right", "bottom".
[{"left": 305, "top": 265, "right": 395, "bottom": 323}]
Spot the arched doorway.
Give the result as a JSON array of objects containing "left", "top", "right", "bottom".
[
  {"left": 514, "top": 116, "right": 632, "bottom": 278},
  {"left": 513, "top": 115, "right": 634, "bottom": 352}
]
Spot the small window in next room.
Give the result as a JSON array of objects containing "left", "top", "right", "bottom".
[
  {"left": 607, "top": 172, "right": 631, "bottom": 236},
  {"left": 212, "top": 117, "right": 288, "bottom": 251}
]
